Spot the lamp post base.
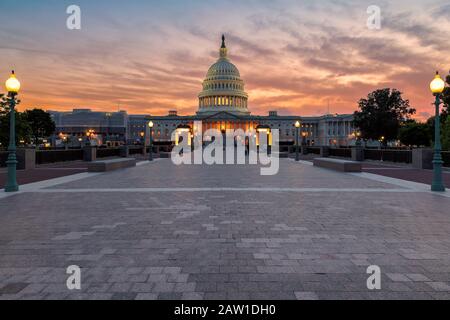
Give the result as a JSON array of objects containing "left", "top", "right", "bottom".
[
  {"left": 5, "top": 185, "right": 19, "bottom": 193},
  {"left": 431, "top": 160, "right": 445, "bottom": 192},
  {"left": 5, "top": 160, "right": 19, "bottom": 193},
  {"left": 149, "top": 146, "right": 153, "bottom": 161},
  {"left": 431, "top": 185, "right": 446, "bottom": 192}
]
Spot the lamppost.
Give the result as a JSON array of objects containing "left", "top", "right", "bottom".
[
  {"left": 4, "top": 71, "right": 21, "bottom": 192},
  {"left": 63, "top": 136, "right": 68, "bottom": 150},
  {"left": 302, "top": 132, "right": 308, "bottom": 155},
  {"left": 379, "top": 136, "right": 385, "bottom": 149},
  {"left": 105, "top": 112, "right": 112, "bottom": 143},
  {"left": 148, "top": 121, "right": 154, "bottom": 161},
  {"left": 295, "top": 121, "right": 300, "bottom": 161},
  {"left": 355, "top": 131, "right": 362, "bottom": 147},
  {"left": 429, "top": 71, "right": 446, "bottom": 192}
]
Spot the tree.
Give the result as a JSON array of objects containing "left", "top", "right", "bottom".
[
  {"left": 0, "top": 93, "right": 30, "bottom": 148},
  {"left": 0, "top": 93, "right": 8, "bottom": 114},
  {"left": 398, "top": 121, "right": 431, "bottom": 147},
  {"left": 24, "top": 108, "right": 56, "bottom": 145},
  {"left": 442, "top": 70, "right": 450, "bottom": 115},
  {"left": 442, "top": 116, "right": 450, "bottom": 151},
  {"left": 426, "top": 113, "right": 448, "bottom": 144},
  {"left": 353, "top": 88, "right": 416, "bottom": 144},
  {"left": 0, "top": 111, "right": 31, "bottom": 148}
]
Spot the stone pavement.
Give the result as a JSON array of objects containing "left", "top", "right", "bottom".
[{"left": 0, "top": 159, "right": 449, "bottom": 300}]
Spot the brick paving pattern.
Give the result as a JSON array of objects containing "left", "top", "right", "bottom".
[{"left": 0, "top": 159, "right": 449, "bottom": 300}]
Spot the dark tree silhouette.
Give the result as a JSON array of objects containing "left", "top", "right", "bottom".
[
  {"left": 398, "top": 121, "right": 431, "bottom": 147},
  {"left": 0, "top": 93, "right": 30, "bottom": 148},
  {"left": 353, "top": 88, "right": 416, "bottom": 145},
  {"left": 24, "top": 108, "right": 56, "bottom": 145},
  {"left": 442, "top": 70, "right": 450, "bottom": 115}
]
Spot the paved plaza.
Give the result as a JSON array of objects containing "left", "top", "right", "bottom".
[{"left": 0, "top": 159, "right": 449, "bottom": 300}]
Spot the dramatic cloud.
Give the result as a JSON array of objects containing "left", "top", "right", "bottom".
[{"left": 0, "top": 0, "right": 449, "bottom": 120}]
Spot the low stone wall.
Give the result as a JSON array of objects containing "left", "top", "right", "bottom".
[
  {"left": 364, "top": 149, "right": 412, "bottom": 163},
  {"left": 88, "top": 158, "right": 136, "bottom": 172},
  {"left": 314, "top": 157, "right": 362, "bottom": 172},
  {"left": 96, "top": 148, "right": 121, "bottom": 158},
  {"left": 36, "top": 149, "right": 84, "bottom": 164}
]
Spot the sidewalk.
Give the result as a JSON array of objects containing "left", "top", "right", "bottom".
[
  {"left": 0, "top": 155, "right": 151, "bottom": 187},
  {"left": 0, "top": 161, "right": 88, "bottom": 186},
  {"left": 361, "top": 161, "right": 450, "bottom": 188}
]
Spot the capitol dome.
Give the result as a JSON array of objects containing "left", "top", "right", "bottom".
[
  {"left": 198, "top": 35, "right": 250, "bottom": 115},
  {"left": 206, "top": 60, "right": 240, "bottom": 78}
]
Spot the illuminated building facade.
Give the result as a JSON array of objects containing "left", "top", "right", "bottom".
[
  {"left": 150, "top": 36, "right": 356, "bottom": 146},
  {"left": 50, "top": 36, "right": 356, "bottom": 147}
]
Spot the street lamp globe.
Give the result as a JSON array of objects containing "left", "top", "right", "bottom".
[
  {"left": 295, "top": 121, "right": 301, "bottom": 128},
  {"left": 430, "top": 71, "right": 445, "bottom": 94},
  {"left": 148, "top": 121, "right": 154, "bottom": 128},
  {"left": 5, "top": 70, "right": 21, "bottom": 93}
]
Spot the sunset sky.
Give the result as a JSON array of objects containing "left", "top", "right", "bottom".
[{"left": 1, "top": 0, "right": 449, "bottom": 120}]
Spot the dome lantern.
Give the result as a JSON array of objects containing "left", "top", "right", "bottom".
[{"left": 220, "top": 34, "right": 228, "bottom": 59}]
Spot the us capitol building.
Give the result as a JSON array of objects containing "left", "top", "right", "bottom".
[{"left": 50, "top": 36, "right": 355, "bottom": 147}]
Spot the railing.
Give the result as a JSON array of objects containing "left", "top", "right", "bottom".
[
  {"left": 307, "top": 147, "right": 321, "bottom": 155},
  {"left": 129, "top": 146, "right": 144, "bottom": 155},
  {"left": 442, "top": 152, "right": 450, "bottom": 167},
  {"left": 329, "top": 148, "right": 351, "bottom": 158},
  {"left": 0, "top": 151, "right": 8, "bottom": 167},
  {"left": 364, "top": 149, "right": 412, "bottom": 163},
  {"left": 36, "top": 149, "right": 84, "bottom": 165},
  {"left": 96, "top": 148, "right": 120, "bottom": 158},
  {"left": 152, "top": 145, "right": 173, "bottom": 153}
]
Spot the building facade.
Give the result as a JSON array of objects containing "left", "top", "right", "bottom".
[
  {"left": 48, "top": 109, "right": 128, "bottom": 146},
  {"left": 150, "top": 36, "right": 356, "bottom": 147},
  {"left": 49, "top": 36, "right": 356, "bottom": 147}
]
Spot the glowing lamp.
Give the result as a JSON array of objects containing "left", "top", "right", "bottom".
[
  {"left": 5, "top": 70, "right": 21, "bottom": 93},
  {"left": 430, "top": 71, "right": 445, "bottom": 94}
]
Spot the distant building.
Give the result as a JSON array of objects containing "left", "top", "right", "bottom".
[
  {"left": 48, "top": 109, "right": 128, "bottom": 146},
  {"left": 127, "top": 115, "right": 149, "bottom": 144}
]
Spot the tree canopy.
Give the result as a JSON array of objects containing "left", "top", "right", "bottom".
[
  {"left": 0, "top": 94, "right": 53, "bottom": 148},
  {"left": 442, "top": 116, "right": 450, "bottom": 151},
  {"left": 24, "top": 108, "right": 56, "bottom": 145},
  {"left": 398, "top": 121, "right": 431, "bottom": 147},
  {"left": 442, "top": 70, "right": 450, "bottom": 116},
  {"left": 353, "top": 88, "right": 416, "bottom": 144}
]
